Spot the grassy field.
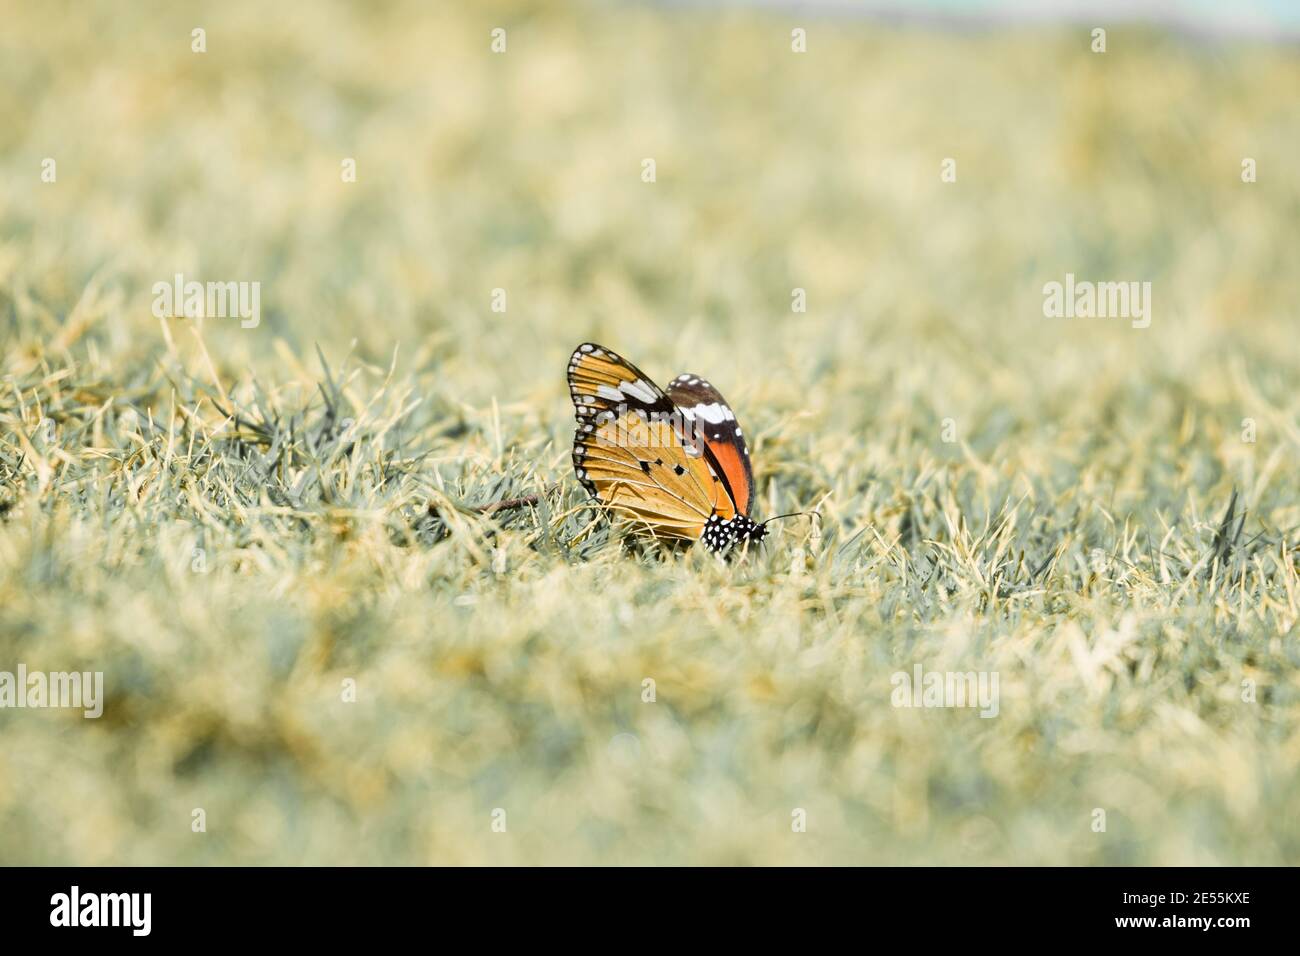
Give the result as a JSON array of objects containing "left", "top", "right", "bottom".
[{"left": 1, "top": 0, "right": 1298, "bottom": 865}]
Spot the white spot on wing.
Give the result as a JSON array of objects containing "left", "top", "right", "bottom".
[
  {"left": 621, "top": 378, "right": 657, "bottom": 404},
  {"left": 692, "top": 403, "right": 728, "bottom": 424}
]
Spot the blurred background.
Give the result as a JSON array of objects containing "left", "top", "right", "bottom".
[
  {"left": 4, "top": 0, "right": 1297, "bottom": 391},
  {"left": 0, "top": 0, "right": 1297, "bottom": 865}
]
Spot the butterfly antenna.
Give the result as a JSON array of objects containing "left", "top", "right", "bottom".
[{"left": 759, "top": 511, "right": 821, "bottom": 529}]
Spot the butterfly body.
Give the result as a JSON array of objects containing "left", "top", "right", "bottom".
[
  {"left": 702, "top": 513, "right": 766, "bottom": 553},
  {"left": 566, "top": 342, "right": 766, "bottom": 555}
]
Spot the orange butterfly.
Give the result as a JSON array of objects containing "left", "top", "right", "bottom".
[{"left": 567, "top": 342, "right": 771, "bottom": 554}]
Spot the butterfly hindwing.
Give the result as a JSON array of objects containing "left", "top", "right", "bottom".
[
  {"left": 568, "top": 344, "right": 737, "bottom": 540},
  {"left": 666, "top": 373, "right": 755, "bottom": 518}
]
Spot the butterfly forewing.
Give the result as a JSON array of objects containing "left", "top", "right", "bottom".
[
  {"left": 666, "top": 373, "right": 755, "bottom": 518},
  {"left": 568, "top": 344, "right": 737, "bottom": 540}
]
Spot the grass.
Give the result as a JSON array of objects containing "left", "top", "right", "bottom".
[{"left": 1, "top": 0, "right": 1298, "bottom": 865}]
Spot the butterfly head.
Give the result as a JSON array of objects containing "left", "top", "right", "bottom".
[{"left": 702, "top": 513, "right": 768, "bottom": 555}]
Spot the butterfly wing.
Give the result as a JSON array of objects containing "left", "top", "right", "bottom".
[
  {"left": 567, "top": 344, "right": 737, "bottom": 540},
  {"left": 666, "top": 373, "right": 755, "bottom": 518}
]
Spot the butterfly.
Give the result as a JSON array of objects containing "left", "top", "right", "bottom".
[{"left": 567, "top": 342, "right": 776, "bottom": 554}]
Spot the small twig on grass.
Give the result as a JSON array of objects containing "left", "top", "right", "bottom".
[
  {"left": 475, "top": 494, "right": 541, "bottom": 515},
  {"left": 427, "top": 486, "right": 557, "bottom": 519}
]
